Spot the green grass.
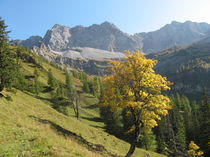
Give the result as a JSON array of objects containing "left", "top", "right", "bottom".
[{"left": 0, "top": 53, "right": 166, "bottom": 157}]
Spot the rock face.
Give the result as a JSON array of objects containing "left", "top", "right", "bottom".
[
  {"left": 32, "top": 44, "right": 113, "bottom": 75},
  {"left": 43, "top": 24, "right": 71, "bottom": 51},
  {"left": 42, "top": 22, "right": 143, "bottom": 52},
  {"left": 11, "top": 36, "right": 43, "bottom": 48},
  {"left": 18, "top": 21, "right": 210, "bottom": 55},
  {"left": 33, "top": 43, "right": 125, "bottom": 61},
  {"left": 137, "top": 21, "right": 210, "bottom": 53}
]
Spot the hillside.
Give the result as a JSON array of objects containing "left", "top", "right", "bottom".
[
  {"left": 0, "top": 46, "right": 165, "bottom": 157},
  {"left": 148, "top": 36, "right": 210, "bottom": 98}
]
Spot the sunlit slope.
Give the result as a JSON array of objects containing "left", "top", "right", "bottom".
[{"left": 0, "top": 48, "right": 165, "bottom": 157}]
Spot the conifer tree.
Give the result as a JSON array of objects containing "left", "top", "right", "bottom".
[
  {"left": 99, "top": 105, "right": 121, "bottom": 134},
  {"left": 163, "top": 95, "right": 188, "bottom": 156},
  {"left": 199, "top": 89, "right": 210, "bottom": 156},
  {"left": 93, "top": 76, "right": 100, "bottom": 97},
  {"left": 83, "top": 80, "right": 90, "bottom": 93},
  {"left": 0, "top": 17, "right": 18, "bottom": 94},
  {"left": 34, "top": 68, "right": 39, "bottom": 79},
  {"left": 65, "top": 71, "right": 73, "bottom": 93},
  {"left": 33, "top": 68, "right": 41, "bottom": 95},
  {"left": 47, "top": 69, "right": 57, "bottom": 90},
  {"left": 181, "top": 96, "right": 193, "bottom": 141},
  {"left": 172, "top": 95, "right": 187, "bottom": 150},
  {"left": 191, "top": 101, "right": 200, "bottom": 142},
  {"left": 140, "top": 129, "right": 157, "bottom": 151},
  {"left": 56, "top": 83, "right": 64, "bottom": 98},
  {"left": 68, "top": 90, "right": 80, "bottom": 119}
]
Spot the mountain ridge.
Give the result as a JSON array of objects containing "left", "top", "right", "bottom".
[{"left": 12, "top": 20, "right": 210, "bottom": 60}]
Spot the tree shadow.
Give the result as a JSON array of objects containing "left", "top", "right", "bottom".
[
  {"left": 28, "top": 64, "right": 38, "bottom": 68},
  {"left": 34, "top": 95, "right": 52, "bottom": 102},
  {"left": 81, "top": 116, "right": 104, "bottom": 123},
  {"left": 83, "top": 103, "right": 98, "bottom": 109},
  {"left": 42, "top": 86, "right": 53, "bottom": 93},
  {"left": 24, "top": 75, "right": 35, "bottom": 79},
  {"left": 89, "top": 124, "right": 105, "bottom": 129},
  {"left": 28, "top": 115, "right": 118, "bottom": 157},
  {"left": 0, "top": 93, "right": 4, "bottom": 98}
]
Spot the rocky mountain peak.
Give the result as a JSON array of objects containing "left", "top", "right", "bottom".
[
  {"left": 16, "top": 20, "right": 210, "bottom": 56},
  {"left": 51, "top": 24, "right": 70, "bottom": 30},
  {"left": 137, "top": 21, "right": 210, "bottom": 53},
  {"left": 100, "top": 21, "right": 119, "bottom": 29},
  {"left": 43, "top": 24, "right": 71, "bottom": 51},
  {"left": 171, "top": 21, "right": 182, "bottom": 25}
]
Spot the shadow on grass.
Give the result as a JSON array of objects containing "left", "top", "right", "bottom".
[
  {"left": 42, "top": 86, "right": 53, "bottom": 93},
  {"left": 81, "top": 116, "right": 104, "bottom": 123},
  {"left": 89, "top": 124, "right": 105, "bottom": 129},
  {"left": 83, "top": 103, "right": 98, "bottom": 109},
  {"left": 28, "top": 64, "right": 38, "bottom": 68},
  {"left": 29, "top": 115, "right": 118, "bottom": 157},
  {"left": 24, "top": 75, "right": 35, "bottom": 79}
]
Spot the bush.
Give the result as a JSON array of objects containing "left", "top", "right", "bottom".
[{"left": 5, "top": 95, "right": 13, "bottom": 101}]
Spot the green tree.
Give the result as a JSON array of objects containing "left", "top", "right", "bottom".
[
  {"left": 99, "top": 105, "right": 122, "bottom": 134},
  {"left": 33, "top": 68, "right": 41, "bottom": 95},
  {"left": 93, "top": 76, "right": 100, "bottom": 97},
  {"left": 199, "top": 89, "right": 210, "bottom": 156},
  {"left": 68, "top": 90, "right": 80, "bottom": 119},
  {"left": 191, "top": 101, "right": 200, "bottom": 142},
  {"left": 157, "top": 94, "right": 188, "bottom": 157},
  {"left": 83, "top": 81, "right": 90, "bottom": 93},
  {"left": 65, "top": 71, "right": 73, "bottom": 93},
  {"left": 34, "top": 68, "right": 39, "bottom": 79},
  {"left": 47, "top": 69, "right": 57, "bottom": 90},
  {"left": 171, "top": 94, "right": 187, "bottom": 150},
  {"left": 56, "top": 83, "right": 64, "bottom": 98},
  {"left": 140, "top": 128, "right": 157, "bottom": 151},
  {"left": 0, "top": 18, "right": 18, "bottom": 94},
  {"left": 181, "top": 96, "right": 193, "bottom": 141}
]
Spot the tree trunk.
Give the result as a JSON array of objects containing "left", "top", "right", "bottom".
[
  {"left": 125, "top": 141, "right": 137, "bottom": 157},
  {"left": 0, "top": 83, "right": 4, "bottom": 93},
  {"left": 125, "top": 124, "right": 140, "bottom": 157}
]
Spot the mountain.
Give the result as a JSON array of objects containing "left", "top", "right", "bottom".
[
  {"left": 42, "top": 22, "right": 143, "bottom": 52},
  {"left": 18, "top": 21, "right": 142, "bottom": 53},
  {"left": 32, "top": 42, "right": 125, "bottom": 61},
  {"left": 14, "top": 21, "right": 210, "bottom": 58},
  {"left": 148, "top": 36, "right": 210, "bottom": 98},
  {"left": 32, "top": 43, "right": 123, "bottom": 75},
  {"left": 137, "top": 21, "right": 210, "bottom": 53},
  {"left": 12, "top": 35, "right": 43, "bottom": 48}
]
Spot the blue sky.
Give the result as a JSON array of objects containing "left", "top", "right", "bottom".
[{"left": 1, "top": 0, "right": 210, "bottom": 40}]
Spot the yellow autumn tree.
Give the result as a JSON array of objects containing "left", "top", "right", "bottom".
[
  {"left": 99, "top": 50, "right": 171, "bottom": 157},
  {"left": 187, "top": 141, "right": 204, "bottom": 157}
]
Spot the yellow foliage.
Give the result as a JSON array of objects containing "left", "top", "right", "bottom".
[
  {"left": 99, "top": 50, "right": 171, "bottom": 130},
  {"left": 187, "top": 141, "right": 204, "bottom": 157}
]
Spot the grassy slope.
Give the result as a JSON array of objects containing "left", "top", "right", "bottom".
[{"left": 0, "top": 52, "right": 165, "bottom": 157}]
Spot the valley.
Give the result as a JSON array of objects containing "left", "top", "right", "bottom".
[{"left": 1, "top": 5, "right": 210, "bottom": 156}]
